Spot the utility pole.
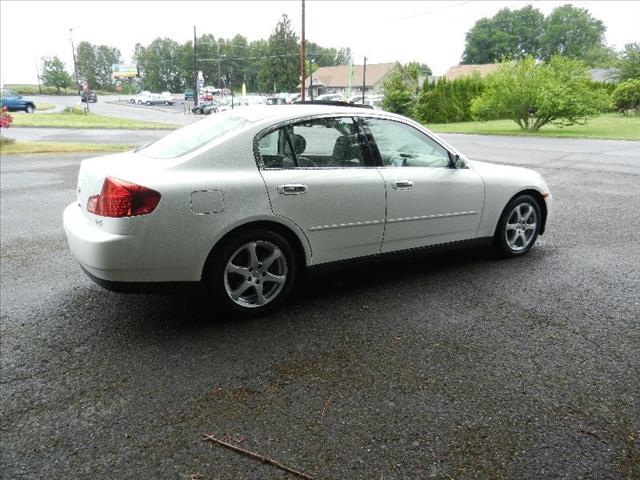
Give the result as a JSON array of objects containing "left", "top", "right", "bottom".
[
  {"left": 69, "top": 28, "right": 80, "bottom": 95},
  {"left": 35, "top": 61, "right": 42, "bottom": 95},
  {"left": 309, "top": 60, "right": 313, "bottom": 100},
  {"left": 193, "top": 26, "right": 198, "bottom": 107},
  {"left": 300, "top": 0, "right": 306, "bottom": 101},
  {"left": 362, "top": 56, "right": 367, "bottom": 103}
]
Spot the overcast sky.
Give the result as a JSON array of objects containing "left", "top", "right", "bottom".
[{"left": 1, "top": 0, "right": 639, "bottom": 85}]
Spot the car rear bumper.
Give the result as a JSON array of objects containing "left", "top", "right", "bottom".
[{"left": 63, "top": 202, "right": 151, "bottom": 283}]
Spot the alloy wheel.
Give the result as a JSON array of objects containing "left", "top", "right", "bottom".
[
  {"left": 223, "top": 240, "right": 288, "bottom": 308},
  {"left": 505, "top": 202, "right": 538, "bottom": 251}
]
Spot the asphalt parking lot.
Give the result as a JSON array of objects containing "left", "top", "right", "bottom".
[{"left": 1, "top": 136, "right": 639, "bottom": 479}]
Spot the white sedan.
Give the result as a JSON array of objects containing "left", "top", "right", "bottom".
[{"left": 64, "top": 104, "right": 552, "bottom": 315}]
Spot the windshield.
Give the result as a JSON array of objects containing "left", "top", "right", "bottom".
[{"left": 137, "top": 115, "right": 249, "bottom": 159}]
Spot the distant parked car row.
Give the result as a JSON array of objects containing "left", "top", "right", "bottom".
[
  {"left": 129, "top": 91, "right": 175, "bottom": 106},
  {"left": 0, "top": 89, "right": 36, "bottom": 113}
]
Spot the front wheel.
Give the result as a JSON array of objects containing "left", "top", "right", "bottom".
[
  {"left": 494, "top": 194, "right": 541, "bottom": 257},
  {"left": 25, "top": 104, "right": 35, "bottom": 113},
  {"left": 206, "top": 229, "right": 297, "bottom": 316}
]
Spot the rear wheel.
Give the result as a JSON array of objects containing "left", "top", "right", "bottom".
[
  {"left": 494, "top": 194, "right": 541, "bottom": 257},
  {"left": 206, "top": 229, "right": 297, "bottom": 316}
]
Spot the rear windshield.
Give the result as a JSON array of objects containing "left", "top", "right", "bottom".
[{"left": 137, "top": 115, "right": 249, "bottom": 159}]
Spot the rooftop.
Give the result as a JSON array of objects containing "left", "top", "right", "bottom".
[
  {"left": 443, "top": 64, "right": 501, "bottom": 80},
  {"left": 301, "top": 62, "right": 396, "bottom": 88}
]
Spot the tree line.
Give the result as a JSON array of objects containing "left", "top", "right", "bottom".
[
  {"left": 462, "top": 4, "right": 617, "bottom": 66},
  {"left": 381, "top": 3, "right": 640, "bottom": 129},
  {"left": 37, "top": 14, "right": 350, "bottom": 94}
]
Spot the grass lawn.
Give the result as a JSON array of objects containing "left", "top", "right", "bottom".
[
  {"left": 10, "top": 111, "right": 178, "bottom": 130},
  {"left": 0, "top": 141, "right": 132, "bottom": 155},
  {"left": 426, "top": 113, "right": 640, "bottom": 141},
  {"left": 35, "top": 103, "right": 55, "bottom": 111}
]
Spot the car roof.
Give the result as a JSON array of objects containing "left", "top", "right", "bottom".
[{"left": 222, "top": 104, "right": 401, "bottom": 125}]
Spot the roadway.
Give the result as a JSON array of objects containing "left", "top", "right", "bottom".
[{"left": 1, "top": 134, "right": 639, "bottom": 478}]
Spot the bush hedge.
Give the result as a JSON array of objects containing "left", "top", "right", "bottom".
[{"left": 414, "top": 74, "right": 485, "bottom": 123}]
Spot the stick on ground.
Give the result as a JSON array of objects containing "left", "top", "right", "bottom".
[{"left": 202, "top": 433, "right": 315, "bottom": 480}]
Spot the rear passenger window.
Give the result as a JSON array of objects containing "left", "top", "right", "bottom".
[
  {"left": 257, "top": 117, "right": 366, "bottom": 169},
  {"left": 258, "top": 129, "right": 295, "bottom": 168},
  {"left": 291, "top": 118, "right": 365, "bottom": 168}
]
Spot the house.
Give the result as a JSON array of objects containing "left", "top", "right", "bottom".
[
  {"left": 444, "top": 64, "right": 621, "bottom": 84},
  {"left": 443, "top": 64, "right": 501, "bottom": 80},
  {"left": 300, "top": 62, "right": 396, "bottom": 98},
  {"left": 590, "top": 68, "right": 619, "bottom": 83}
]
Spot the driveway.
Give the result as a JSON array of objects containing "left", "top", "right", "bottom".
[{"left": 1, "top": 136, "right": 638, "bottom": 479}]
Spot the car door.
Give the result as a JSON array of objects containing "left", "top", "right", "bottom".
[
  {"left": 258, "top": 116, "right": 386, "bottom": 265},
  {"left": 362, "top": 117, "right": 485, "bottom": 253}
]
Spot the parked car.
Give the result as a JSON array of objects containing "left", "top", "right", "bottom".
[
  {"left": 0, "top": 89, "right": 36, "bottom": 113},
  {"left": 184, "top": 89, "right": 195, "bottom": 101},
  {"left": 218, "top": 97, "right": 249, "bottom": 112},
  {"left": 64, "top": 104, "right": 552, "bottom": 317},
  {"left": 81, "top": 90, "right": 97, "bottom": 103},
  {"left": 160, "top": 92, "right": 175, "bottom": 105},
  {"left": 266, "top": 97, "right": 287, "bottom": 105},
  {"left": 192, "top": 100, "right": 219, "bottom": 115},
  {"left": 315, "top": 93, "right": 343, "bottom": 102},
  {"left": 130, "top": 91, "right": 164, "bottom": 105}
]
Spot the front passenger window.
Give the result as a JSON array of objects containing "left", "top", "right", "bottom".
[{"left": 365, "top": 118, "right": 450, "bottom": 168}]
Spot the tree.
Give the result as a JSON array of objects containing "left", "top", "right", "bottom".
[
  {"left": 41, "top": 56, "right": 72, "bottom": 93},
  {"left": 76, "top": 41, "right": 97, "bottom": 89},
  {"left": 381, "top": 63, "right": 421, "bottom": 117},
  {"left": 471, "top": 56, "right": 609, "bottom": 130},
  {"left": 76, "top": 42, "right": 121, "bottom": 90},
  {"left": 94, "top": 45, "right": 121, "bottom": 89},
  {"left": 611, "top": 80, "right": 640, "bottom": 114},
  {"left": 462, "top": 6, "right": 544, "bottom": 64},
  {"left": 258, "top": 14, "right": 299, "bottom": 93},
  {"left": 134, "top": 38, "right": 184, "bottom": 92},
  {"left": 618, "top": 43, "right": 640, "bottom": 81},
  {"left": 305, "top": 41, "right": 351, "bottom": 67},
  {"left": 462, "top": 5, "right": 608, "bottom": 64},
  {"left": 582, "top": 45, "right": 618, "bottom": 68},
  {"left": 540, "top": 5, "right": 606, "bottom": 61}
]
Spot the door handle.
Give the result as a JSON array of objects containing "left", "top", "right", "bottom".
[
  {"left": 392, "top": 180, "right": 414, "bottom": 190},
  {"left": 278, "top": 184, "right": 308, "bottom": 195}
]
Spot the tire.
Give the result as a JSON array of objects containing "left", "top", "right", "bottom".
[
  {"left": 25, "top": 104, "right": 35, "bottom": 113},
  {"left": 205, "top": 229, "right": 297, "bottom": 317},
  {"left": 494, "top": 194, "right": 542, "bottom": 257}
]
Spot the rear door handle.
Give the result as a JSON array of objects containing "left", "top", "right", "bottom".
[
  {"left": 278, "top": 184, "right": 308, "bottom": 195},
  {"left": 392, "top": 180, "right": 414, "bottom": 190}
]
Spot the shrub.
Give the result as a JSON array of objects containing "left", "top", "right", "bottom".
[
  {"left": 415, "top": 74, "right": 485, "bottom": 123},
  {"left": 0, "top": 106, "right": 13, "bottom": 129},
  {"left": 381, "top": 63, "right": 421, "bottom": 117},
  {"left": 471, "top": 56, "right": 609, "bottom": 130},
  {"left": 611, "top": 80, "right": 640, "bottom": 114},
  {"left": 63, "top": 106, "right": 88, "bottom": 115}
]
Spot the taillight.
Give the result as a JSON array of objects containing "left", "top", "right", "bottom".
[{"left": 87, "top": 176, "right": 161, "bottom": 217}]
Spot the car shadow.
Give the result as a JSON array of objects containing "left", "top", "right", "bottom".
[{"left": 59, "top": 244, "right": 502, "bottom": 339}]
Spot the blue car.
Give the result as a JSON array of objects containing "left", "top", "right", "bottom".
[{"left": 1, "top": 89, "right": 36, "bottom": 113}]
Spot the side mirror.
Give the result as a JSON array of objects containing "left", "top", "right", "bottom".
[{"left": 452, "top": 154, "right": 465, "bottom": 169}]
